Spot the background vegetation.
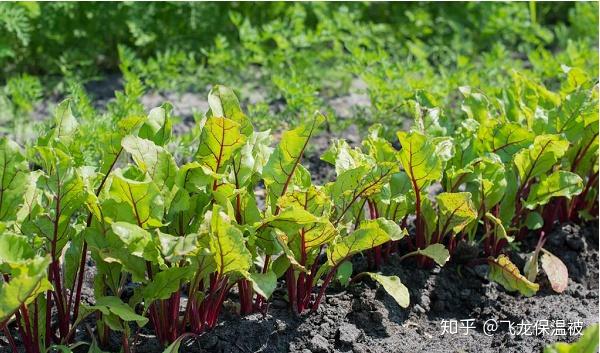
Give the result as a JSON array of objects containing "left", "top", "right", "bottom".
[{"left": 0, "top": 2, "right": 597, "bottom": 138}]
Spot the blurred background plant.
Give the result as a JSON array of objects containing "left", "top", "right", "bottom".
[{"left": 0, "top": 2, "right": 597, "bottom": 139}]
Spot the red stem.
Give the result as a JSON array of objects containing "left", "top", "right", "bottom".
[
  {"left": 286, "top": 268, "right": 298, "bottom": 315},
  {"left": 310, "top": 264, "right": 339, "bottom": 313},
  {"left": 2, "top": 326, "right": 18, "bottom": 353}
]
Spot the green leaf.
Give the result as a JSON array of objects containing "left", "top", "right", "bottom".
[
  {"left": 524, "top": 211, "right": 544, "bottom": 230},
  {"left": 397, "top": 130, "right": 443, "bottom": 190},
  {"left": 49, "top": 99, "right": 79, "bottom": 145},
  {"left": 87, "top": 296, "right": 148, "bottom": 328},
  {"left": 523, "top": 250, "right": 540, "bottom": 282},
  {"left": 0, "top": 233, "right": 34, "bottom": 264},
  {"left": 364, "top": 273, "right": 409, "bottom": 308},
  {"left": 328, "top": 163, "right": 397, "bottom": 223},
  {"left": 335, "top": 261, "right": 353, "bottom": 287},
  {"left": 436, "top": 192, "right": 477, "bottom": 235},
  {"left": 327, "top": 218, "right": 392, "bottom": 265},
  {"left": 0, "top": 138, "right": 30, "bottom": 223},
  {"left": 363, "top": 124, "right": 401, "bottom": 164},
  {"left": 488, "top": 255, "right": 539, "bottom": 297},
  {"left": 139, "top": 105, "right": 172, "bottom": 146},
  {"left": 207, "top": 85, "right": 253, "bottom": 136},
  {"left": 157, "top": 232, "right": 199, "bottom": 263},
  {"left": 462, "top": 155, "right": 507, "bottom": 211},
  {"left": 141, "top": 266, "right": 192, "bottom": 306},
  {"left": 0, "top": 255, "right": 52, "bottom": 324},
  {"left": 231, "top": 130, "right": 272, "bottom": 188},
  {"left": 276, "top": 186, "right": 337, "bottom": 249},
  {"left": 524, "top": 171, "right": 583, "bottom": 209},
  {"left": 88, "top": 339, "right": 109, "bottom": 353},
  {"left": 263, "top": 114, "right": 323, "bottom": 208},
  {"left": 107, "top": 169, "right": 164, "bottom": 228},
  {"left": 513, "top": 134, "right": 569, "bottom": 183},
  {"left": 374, "top": 218, "right": 406, "bottom": 241},
  {"left": 485, "top": 213, "right": 514, "bottom": 243},
  {"left": 208, "top": 206, "right": 252, "bottom": 276},
  {"left": 110, "top": 222, "right": 160, "bottom": 263},
  {"left": 414, "top": 244, "right": 450, "bottom": 266},
  {"left": 544, "top": 324, "right": 599, "bottom": 353},
  {"left": 248, "top": 271, "right": 277, "bottom": 299},
  {"left": 121, "top": 135, "right": 178, "bottom": 190},
  {"left": 483, "top": 122, "right": 534, "bottom": 163},
  {"left": 195, "top": 116, "right": 246, "bottom": 176},
  {"left": 161, "top": 334, "right": 197, "bottom": 353},
  {"left": 322, "top": 139, "right": 373, "bottom": 175}
]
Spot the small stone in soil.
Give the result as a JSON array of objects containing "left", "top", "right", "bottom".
[
  {"left": 309, "top": 334, "right": 330, "bottom": 353},
  {"left": 337, "top": 323, "right": 362, "bottom": 345},
  {"left": 414, "top": 304, "right": 426, "bottom": 314}
]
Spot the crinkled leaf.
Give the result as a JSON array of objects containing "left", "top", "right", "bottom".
[
  {"left": 110, "top": 222, "right": 161, "bottom": 264},
  {"left": 208, "top": 207, "right": 252, "bottom": 276},
  {"left": 397, "top": 130, "right": 443, "bottom": 189},
  {"left": 436, "top": 192, "right": 477, "bottom": 234},
  {"left": 513, "top": 134, "right": 569, "bottom": 183},
  {"left": 195, "top": 116, "right": 246, "bottom": 176},
  {"left": 139, "top": 105, "right": 172, "bottom": 146},
  {"left": 462, "top": 155, "right": 507, "bottom": 211},
  {"left": 322, "top": 139, "right": 373, "bottom": 175},
  {"left": 207, "top": 85, "right": 253, "bottom": 136},
  {"left": 0, "top": 233, "right": 34, "bottom": 265},
  {"left": 121, "top": 135, "right": 178, "bottom": 190},
  {"left": 488, "top": 254, "right": 539, "bottom": 297},
  {"left": 263, "top": 114, "right": 323, "bottom": 208},
  {"left": 231, "top": 130, "right": 272, "bottom": 188}
]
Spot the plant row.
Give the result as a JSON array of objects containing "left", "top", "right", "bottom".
[{"left": 0, "top": 67, "right": 598, "bottom": 352}]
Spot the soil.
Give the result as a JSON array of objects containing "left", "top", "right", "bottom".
[
  {"left": 117, "top": 221, "right": 596, "bottom": 353},
  {"left": 2, "top": 76, "right": 599, "bottom": 353}
]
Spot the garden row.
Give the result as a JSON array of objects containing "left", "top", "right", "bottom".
[{"left": 0, "top": 65, "right": 598, "bottom": 353}]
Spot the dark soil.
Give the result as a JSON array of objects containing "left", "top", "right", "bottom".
[
  {"left": 66, "top": 221, "right": 594, "bottom": 353},
  {"left": 157, "top": 221, "right": 596, "bottom": 353}
]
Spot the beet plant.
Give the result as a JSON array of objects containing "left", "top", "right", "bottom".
[
  {"left": 83, "top": 86, "right": 282, "bottom": 347},
  {"left": 261, "top": 122, "right": 412, "bottom": 314},
  {"left": 439, "top": 70, "right": 596, "bottom": 295},
  {"left": 0, "top": 100, "right": 145, "bottom": 353}
]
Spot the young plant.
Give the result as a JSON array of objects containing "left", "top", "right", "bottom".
[
  {"left": 259, "top": 119, "right": 425, "bottom": 314},
  {"left": 395, "top": 129, "right": 458, "bottom": 266},
  {"left": 0, "top": 99, "right": 144, "bottom": 353},
  {"left": 84, "top": 85, "right": 279, "bottom": 347}
]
